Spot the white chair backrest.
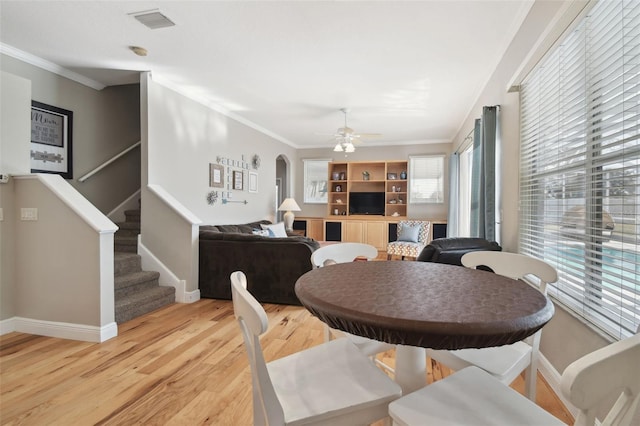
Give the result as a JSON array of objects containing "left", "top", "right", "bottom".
[
  {"left": 310, "top": 242, "right": 378, "bottom": 268},
  {"left": 561, "top": 333, "right": 640, "bottom": 426},
  {"left": 461, "top": 251, "right": 558, "bottom": 294},
  {"left": 230, "top": 271, "right": 285, "bottom": 425}
]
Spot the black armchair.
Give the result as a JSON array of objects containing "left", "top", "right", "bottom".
[{"left": 417, "top": 237, "right": 502, "bottom": 266}]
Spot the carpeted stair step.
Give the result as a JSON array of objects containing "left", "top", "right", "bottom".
[
  {"left": 114, "top": 235, "right": 138, "bottom": 253},
  {"left": 114, "top": 253, "right": 142, "bottom": 276},
  {"left": 115, "top": 221, "right": 141, "bottom": 237},
  {"left": 115, "top": 286, "right": 175, "bottom": 324},
  {"left": 124, "top": 209, "right": 140, "bottom": 223},
  {"left": 115, "top": 270, "right": 161, "bottom": 299},
  {"left": 113, "top": 204, "right": 174, "bottom": 324}
]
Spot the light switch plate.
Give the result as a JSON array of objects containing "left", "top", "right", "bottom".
[
  {"left": 0, "top": 208, "right": 3, "bottom": 221},
  {"left": 21, "top": 208, "right": 38, "bottom": 221}
]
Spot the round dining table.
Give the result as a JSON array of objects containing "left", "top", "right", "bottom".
[{"left": 295, "top": 261, "right": 554, "bottom": 393}]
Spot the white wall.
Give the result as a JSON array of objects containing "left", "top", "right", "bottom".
[
  {"left": 0, "top": 71, "right": 30, "bottom": 321},
  {"left": 0, "top": 71, "right": 31, "bottom": 174}
]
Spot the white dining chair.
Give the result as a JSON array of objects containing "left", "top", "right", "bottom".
[
  {"left": 389, "top": 332, "right": 640, "bottom": 426},
  {"left": 311, "top": 243, "right": 396, "bottom": 374},
  {"left": 230, "top": 271, "right": 402, "bottom": 426},
  {"left": 427, "top": 250, "right": 558, "bottom": 401}
]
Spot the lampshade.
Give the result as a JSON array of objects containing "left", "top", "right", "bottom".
[
  {"left": 278, "top": 198, "right": 301, "bottom": 231},
  {"left": 278, "top": 198, "right": 301, "bottom": 212},
  {"left": 334, "top": 143, "right": 344, "bottom": 152}
]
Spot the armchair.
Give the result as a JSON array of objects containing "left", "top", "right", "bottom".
[
  {"left": 386, "top": 220, "right": 431, "bottom": 260},
  {"left": 417, "top": 237, "right": 501, "bottom": 265}
]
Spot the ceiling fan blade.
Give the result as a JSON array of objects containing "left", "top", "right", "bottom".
[{"left": 353, "top": 133, "right": 382, "bottom": 138}]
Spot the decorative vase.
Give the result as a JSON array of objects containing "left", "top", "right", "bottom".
[
  {"left": 400, "top": 170, "right": 407, "bottom": 180},
  {"left": 362, "top": 171, "right": 370, "bottom": 181}
]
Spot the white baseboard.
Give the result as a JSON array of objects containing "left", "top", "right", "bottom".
[
  {"left": 538, "top": 352, "right": 578, "bottom": 418},
  {"left": 138, "top": 237, "right": 200, "bottom": 304},
  {"left": 0, "top": 317, "right": 16, "bottom": 335},
  {"left": 107, "top": 189, "right": 141, "bottom": 223},
  {"left": 1, "top": 317, "right": 117, "bottom": 342}
]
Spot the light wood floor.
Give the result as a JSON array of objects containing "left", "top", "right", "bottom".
[{"left": 0, "top": 299, "right": 574, "bottom": 425}]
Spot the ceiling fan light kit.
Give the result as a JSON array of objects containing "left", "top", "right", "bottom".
[{"left": 333, "top": 141, "right": 355, "bottom": 152}]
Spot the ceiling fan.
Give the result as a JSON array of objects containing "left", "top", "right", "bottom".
[{"left": 322, "top": 108, "right": 381, "bottom": 152}]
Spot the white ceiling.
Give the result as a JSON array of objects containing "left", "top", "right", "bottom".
[{"left": 0, "top": 1, "right": 533, "bottom": 149}]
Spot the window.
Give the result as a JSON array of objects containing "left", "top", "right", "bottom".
[
  {"left": 303, "top": 159, "right": 329, "bottom": 203},
  {"left": 409, "top": 155, "right": 445, "bottom": 204},
  {"left": 519, "top": 0, "right": 639, "bottom": 339}
]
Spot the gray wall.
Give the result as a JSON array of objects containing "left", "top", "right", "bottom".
[
  {"left": 145, "top": 75, "right": 298, "bottom": 225},
  {"left": 0, "top": 54, "right": 141, "bottom": 215}
]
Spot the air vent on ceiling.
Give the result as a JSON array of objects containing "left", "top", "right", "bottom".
[{"left": 131, "top": 10, "right": 175, "bottom": 29}]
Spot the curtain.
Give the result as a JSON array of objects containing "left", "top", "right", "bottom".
[
  {"left": 470, "top": 106, "right": 498, "bottom": 241},
  {"left": 447, "top": 152, "right": 459, "bottom": 237}
]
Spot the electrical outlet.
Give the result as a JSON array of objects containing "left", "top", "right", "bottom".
[
  {"left": 0, "top": 208, "right": 3, "bottom": 221},
  {"left": 21, "top": 208, "right": 38, "bottom": 221}
]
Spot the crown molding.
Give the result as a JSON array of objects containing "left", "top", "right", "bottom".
[{"left": 1, "top": 43, "right": 106, "bottom": 91}]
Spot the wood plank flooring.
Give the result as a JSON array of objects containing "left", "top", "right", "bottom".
[{"left": 0, "top": 299, "right": 574, "bottom": 425}]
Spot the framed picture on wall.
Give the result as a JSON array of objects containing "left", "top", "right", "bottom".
[
  {"left": 30, "top": 101, "right": 74, "bottom": 179},
  {"left": 249, "top": 171, "right": 258, "bottom": 193},
  {"left": 210, "top": 163, "right": 224, "bottom": 188},
  {"left": 233, "top": 170, "right": 244, "bottom": 190}
]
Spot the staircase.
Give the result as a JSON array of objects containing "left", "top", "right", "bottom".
[{"left": 113, "top": 208, "right": 175, "bottom": 323}]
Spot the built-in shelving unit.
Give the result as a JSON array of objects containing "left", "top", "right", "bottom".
[{"left": 328, "top": 160, "right": 408, "bottom": 217}]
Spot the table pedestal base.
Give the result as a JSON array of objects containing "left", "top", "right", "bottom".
[{"left": 395, "top": 345, "right": 427, "bottom": 394}]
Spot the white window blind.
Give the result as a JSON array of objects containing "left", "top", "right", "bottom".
[
  {"left": 519, "top": 0, "right": 640, "bottom": 339},
  {"left": 409, "top": 155, "right": 445, "bottom": 204}
]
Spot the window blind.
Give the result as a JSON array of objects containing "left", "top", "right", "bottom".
[
  {"left": 409, "top": 155, "right": 445, "bottom": 204},
  {"left": 519, "top": 0, "right": 640, "bottom": 339}
]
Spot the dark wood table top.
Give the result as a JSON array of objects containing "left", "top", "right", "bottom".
[{"left": 295, "top": 261, "right": 554, "bottom": 350}]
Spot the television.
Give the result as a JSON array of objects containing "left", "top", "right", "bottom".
[{"left": 349, "top": 192, "right": 385, "bottom": 215}]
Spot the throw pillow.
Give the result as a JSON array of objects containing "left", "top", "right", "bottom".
[
  {"left": 252, "top": 229, "right": 270, "bottom": 237},
  {"left": 398, "top": 223, "right": 421, "bottom": 243},
  {"left": 260, "top": 222, "right": 288, "bottom": 238}
]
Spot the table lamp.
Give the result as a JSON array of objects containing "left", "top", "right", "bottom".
[{"left": 278, "top": 198, "right": 301, "bottom": 231}]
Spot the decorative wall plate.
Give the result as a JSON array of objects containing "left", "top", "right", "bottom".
[
  {"left": 206, "top": 191, "right": 218, "bottom": 205},
  {"left": 252, "top": 154, "right": 261, "bottom": 169}
]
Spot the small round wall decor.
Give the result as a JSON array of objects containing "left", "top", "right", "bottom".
[
  {"left": 252, "top": 154, "right": 261, "bottom": 169},
  {"left": 206, "top": 191, "right": 218, "bottom": 205}
]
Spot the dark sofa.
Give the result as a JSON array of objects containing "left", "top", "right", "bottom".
[
  {"left": 199, "top": 220, "right": 320, "bottom": 305},
  {"left": 417, "top": 237, "right": 502, "bottom": 266}
]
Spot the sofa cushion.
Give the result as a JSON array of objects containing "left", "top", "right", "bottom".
[{"left": 261, "top": 222, "right": 288, "bottom": 238}]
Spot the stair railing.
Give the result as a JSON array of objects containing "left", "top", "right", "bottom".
[{"left": 78, "top": 141, "right": 141, "bottom": 182}]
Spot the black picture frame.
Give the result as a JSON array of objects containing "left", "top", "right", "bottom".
[
  {"left": 30, "top": 101, "right": 73, "bottom": 179},
  {"left": 233, "top": 170, "right": 244, "bottom": 190}
]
